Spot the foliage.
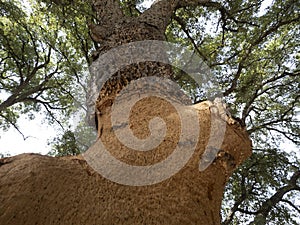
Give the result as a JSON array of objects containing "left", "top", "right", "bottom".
[
  {"left": 48, "top": 115, "right": 97, "bottom": 155},
  {"left": 0, "top": 0, "right": 94, "bottom": 138},
  {"left": 165, "top": 0, "right": 300, "bottom": 223},
  {"left": 48, "top": 130, "right": 81, "bottom": 156},
  {"left": 165, "top": 0, "right": 299, "bottom": 223},
  {"left": 0, "top": 152, "right": 10, "bottom": 158}
]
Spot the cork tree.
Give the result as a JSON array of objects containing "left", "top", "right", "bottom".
[{"left": 0, "top": 0, "right": 299, "bottom": 224}]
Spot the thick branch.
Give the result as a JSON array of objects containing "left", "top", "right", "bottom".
[
  {"left": 140, "top": 0, "right": 225, "bottom": 32},
  {"left": 249, "top": 170, "right": 300, "bottom": 225},
  {"left": 0, "top": 52, "right": 55, "bottom": 113},
  {"left": 223, "top": 16, "right": 299, "bottom": 96},
  {"left": 92, "top": 0, "right": 124, "bottom": 25},
  {"left": 139, "top": 0, "right": 179, "bottom": 31},
  {"left": 281, "top": 199, "right": 300, "bottom": 214},
  {"left": 178, "top": 0, "right": 219, "bottom": 8},
  {"left": 89, "top": 0, "right": 125, "bottom": 42}
]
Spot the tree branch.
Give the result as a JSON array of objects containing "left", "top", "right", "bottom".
[
  {"left": 92, "top": 0, "right": 124, "bottom": 24},
  {"left": 0, "top": 114, "right": 28, "bottom": 140},
  {"left": 222, "top": 173, "right": 250, "bottom": 225},
  {"left": 172, "top": 15, "right": 208, "bottom": 62},
  {"left": 223, "top": 16, "right": 299, "bottom": 96},
  {"left": 241, "top": 71, "right": 299, "bottom": 121},
  {"left": 281, "top": 199, "right": 300, "bottom": 214},
  {"left": 249, "top": 169, "right": 300, "bottom": 224},
  {"left": 139, "top": 0, "right": 179, "bottom": 31}
]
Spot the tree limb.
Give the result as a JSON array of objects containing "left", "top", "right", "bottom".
[
  {"left": 139, "top": 0, "right": 179, "bottom": 31},
  {"left": 92, "top": 0, "right": 124, "bottom": 24},
  {"left": 0, "top": 114, "right": 28, "bottom": 140},
  {"left": 281, "top": 199, "right": 300, "bottom": 214},
  {"left": 249, "top": 169, "right": 300, "bottom": 225}
]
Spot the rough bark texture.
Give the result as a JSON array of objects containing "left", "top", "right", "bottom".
[
  {"left": 0, "top": 1, "right": 253, "bottom": 224},
  {"left": 0, "top": 101, "right": 252, "bottom": 225},
  {"left": 87, "top": 0, "right": 179, "bottom": 123}
]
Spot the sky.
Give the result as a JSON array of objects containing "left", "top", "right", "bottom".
[
  {"left": 0, "top": 0, "right": 156, "bottom": 157},
  {"left": 0, "top": 113, "right": 57, "bottom": 156},
  {"left": 1, "top": 1, "right": 299, "bottom": 223},
  {"left": 1, "top": 0, "right": 295, "bottom": 158}
]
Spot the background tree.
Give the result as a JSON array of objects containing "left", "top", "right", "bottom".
[
  {"left": 0, "top": 0, "right": 94, "bottom": 140},
  {"left": 0, "top": 0, "right": 299, "bottom": 224},
  {"left": 48, "top": 130, "right": 80, "bottom": 156}
]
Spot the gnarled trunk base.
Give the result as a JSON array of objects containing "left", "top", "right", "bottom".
[{"left": 0, "top": 101, "right": 251, "bottom": 225}]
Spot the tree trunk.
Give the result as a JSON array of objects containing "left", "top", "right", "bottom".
[
  {"left": 0, "top": 1, "right": 252, "bottom": 225},
  {"left": 0, "top": 101, "right": 251, "bottom": 224}
]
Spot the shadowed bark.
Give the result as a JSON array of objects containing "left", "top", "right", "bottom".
[
  {"left": 0, "top": 100, "right": 252, "bottom": 225},
  {"left": 0, "top": 1, "right": 253, "bottom": 224}
]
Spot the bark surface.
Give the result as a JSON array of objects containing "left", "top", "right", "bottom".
[
  {"left": 0, "top": 1, "right": 253, "bottom": 224},
  {"left": 0, "top": 101, "right": 251, "bottom": 225}
]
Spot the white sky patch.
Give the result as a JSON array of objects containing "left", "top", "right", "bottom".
[
  {"left": 258, "top": 0, "right": 274, "bottom": 16},
  {"left": 0, "top": 113, "right": 57, "bottom": 156},
  {"left": 140, "top": 0, "right": 155, "bottom": 9},
  {"left": 20, "top": 0, "right": 33, "bottom": 15},
  {"left": 0, "top": 0, "right": 297, "bottom": 158}
]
